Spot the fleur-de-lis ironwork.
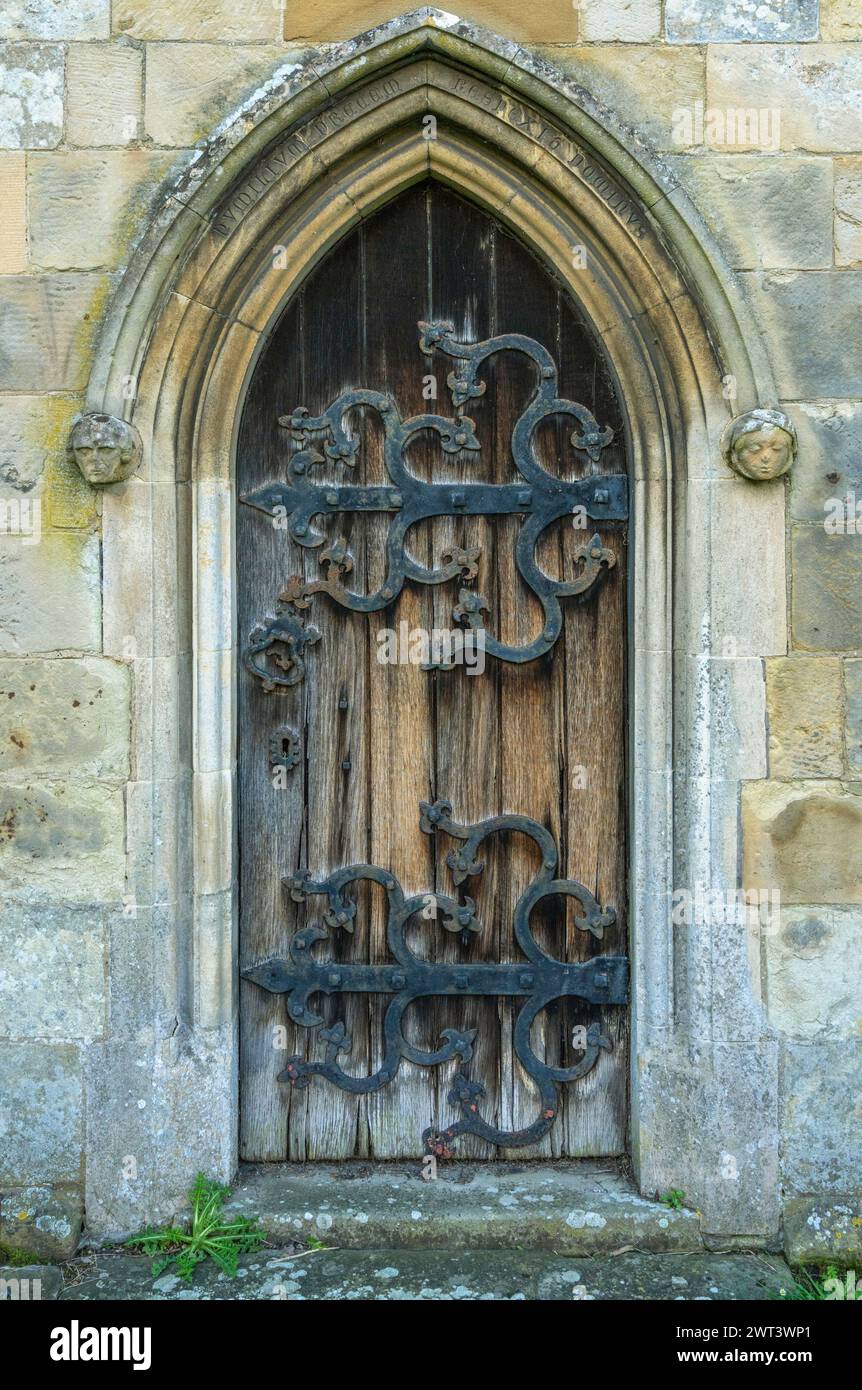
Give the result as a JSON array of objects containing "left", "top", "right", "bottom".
[
  {"left": 241, "top": 321, "right": 626, "bottom": 685},
  {"left": 242, "top": 799, "right": 628, "bottom": 1151}
]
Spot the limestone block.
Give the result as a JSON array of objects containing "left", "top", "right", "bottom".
[
  {"left": 667, "top": 0, "right": 817, "bottom": 43},
  {"left": 29, "top": 149, "right": 188, "bottom": 272},
  {"left": 0, "top": 780, "right": 125, "bottom": 902},
  {"left": 545, "top": 45, "right": 705, "bottom": 151},
  {"left": 765, "top": 657, "right": 844, "bottom": 777},
  {"left": 636, "top": 1042, "right": 780, "bottom": 1236},
  {"left": 0, "top": 1185, "right": 82, "bottom": 1262},
  {"left": 84, "top": 1029, "right": 236, "bottom": 1236},
  {"left": 821, "top": 0, "right": 862, "bottom": 40},
  {"left": 708, "top": 45, "right": 862, "bottom": 154},
  {"left": 66, "top": 41, "right": 142, "bottom": 147},
  {"left": 144, "top": 43, "right": 290, "bottom": 146},
  {"left": 791, "top": 525, "right": 862, "bottom": 651},
  {"left": 114, "top": 0, "right": 280, "bottom": 42},
  {"left": 0, "top": 903, "right": 107, "bottom": 1040},
  {"left": 846, "top": 660, "right": 862, "bottom": 775},
  {"left": 784, "top": 1196, "right": 862, "bottom": 1268},
  {"left": 662, "top": 156, "right": 831, "bottom": 270},
  {"left": 0, "top": 657, "right": 129, "bottom": 778},
  {"left": 765, "top": 906, "right": 862, "bottom": 1037},
  {"left": 0, "top": 273, "right": 107, "bottom": 391},
  {"left": 14, "top": 396, "right": 76, "bottom": 497},
  {"left": 283, "top": 1, "right": 581, "bottom": 43},
  {"left": 0, "top": 42, "right": 63, "bottom": 149},
  {"left": 781, "top": 1040, "right": 862, "bottom": 1193},
  {"left": 740, "top": 271, "right": 862, "bottom": 399},
  {"left": 0, "top": 1043, "right": 81, "bottom": 1185},
  {"left": 0, "top": 396, "right": 93, "bottom": 533},
  {"left": 0, "top": 1, "right": 108, "bottom": 40},
  {"left": 577, "top": 0, "right": 660, "bottom": 42},
  {"left": 742, "top": 779, "right": 862, "bottom": 904},
  {"left": 707, "top": 478, "right": 786, "bottom": 658},
  {"left": 789, "top": 402, "right": 862, "bottom": 525},
  {"left": 834, "top": 158, "right": 862, "bottom": 268},
  {"left": 0, "top": 151, "right": 25, "bottom": 272},
  {"left": 0, "top": 531, "right": 101, "bottom": 655}
]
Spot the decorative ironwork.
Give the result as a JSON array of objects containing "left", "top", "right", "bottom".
[
  {"left": 241, "top": 321, "right": 626, "bottom": 683},
  {"left": 242, "top": 798, "right": 628, "bottom": 1151},
  {"left": 269, "top": 726, "right": 301, "bottom": 772}
]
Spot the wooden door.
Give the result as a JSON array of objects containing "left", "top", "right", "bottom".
[{"left": 237, "top": 183, "right": 628, "bottom": 1161}]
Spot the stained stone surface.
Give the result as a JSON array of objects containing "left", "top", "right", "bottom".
[
  {"left": 783, "top": 1196, "right": 862, "bottom": 1268},
  {"left": 790, "top": 402, "right": 862, "bottom": 524},
  {"left": 0, "top": 1184, "right": 82, "bottom": 1262},
  {"left": 0, "top": 657, "right": 129, "bottom": 778},
  {"left": 0, "top": 2, "right": 108, "bottom": 41},
  {"left": 662, "top": 156, "right": 832, "bottom": 271},
  {"left": 223, "top": 1162, "right": 703, "bottom": 1253},
  {"left": 764, "top": 906, "right": 862, "bottom": 1038},
  {"left": 742, "top": 781, "right": 862, "bottom": 904},
  {"left": 59, "top": 1249, "right": 792, "bottom": 1301},
  {"left": 708, "top": 45, "right": 862, "bottom": 154},
  {"left": 0, "top": 1044, "right": 82, "bottom": 1186},
  {"left": 666, "top": 0, "right": 818, "bottom": 43},
  {"left": 0, "top": 42, "right": 64, "bottom": 149},
  {"left": 0, "top": 532, "right": 101, "bottom": 655},
  {"left": 781, "top": 1041, "right": 862, "bottom": 1193},
  {"left": 791, "top": 526, "right": 862, "bottom": 650},
  {"left": 845, "top": 660, "right": 862, "bottom": 775},
  {"left": 66, "top": 43, "right": 143, "bottom": 147},
  {"left": 0, "top": 780, "right": 125, "bottom": 902},
  {"left": 0, "top": 903, "right": 107, "bottom": 1039},
  {"left": 765, "top": 657, "right": 843, "bottom": 778}
]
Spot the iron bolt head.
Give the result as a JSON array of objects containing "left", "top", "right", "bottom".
[
  {"left": 594, "top": 488, "right": 609, "bottom": 504},
  {"left": 325, "top": 490, "right": 338, "bottom": 505}
]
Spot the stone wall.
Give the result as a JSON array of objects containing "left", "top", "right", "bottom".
[{"left": 1, "top": 2, "right": 860, "bottom": 1257}]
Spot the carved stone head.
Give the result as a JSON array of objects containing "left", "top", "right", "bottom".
[
  {"left": 721, "top": 408, "right": 797, "bottom": 482},
  {"left": 68, "top": 412, "right": 142, "bottom": 485}
]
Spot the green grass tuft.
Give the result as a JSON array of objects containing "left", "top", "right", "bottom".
[{"left": 125, "top": 1172, "right": 266, "bottom": 1283}]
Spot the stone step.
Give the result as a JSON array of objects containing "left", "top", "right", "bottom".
[
  {"left": 223, "top": 1161, "right": 705, "bottom": 1254},
  {"left": 59, "top": 1250, "right": 792, "bottom": 1302}
]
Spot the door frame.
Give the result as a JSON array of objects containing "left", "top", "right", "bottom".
[{"left": 83, "top": 13, "right": 783, "bottom": 1237}]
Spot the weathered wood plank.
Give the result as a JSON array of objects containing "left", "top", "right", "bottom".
[{"left": 238, "top": 185, "right": 628, "bottom": 1161}]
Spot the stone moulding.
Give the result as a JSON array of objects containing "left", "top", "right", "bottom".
[{"left": 83, "top": 9, "right": 785, "bottom": 1239}]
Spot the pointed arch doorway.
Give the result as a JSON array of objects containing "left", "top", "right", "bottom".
[
  {"left": 237, "top": 182, "right": 629, "bottom": 1159},
  {"left": 84, "top": 12, "right": 783, "bottom": 1234}
]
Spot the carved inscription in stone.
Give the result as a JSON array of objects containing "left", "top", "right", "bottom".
[
  {"left": 210, "top": 77, "right": 403, "bottom": 237},
  {"left": 438, "top": 70, "right": 648, "bottom": 238}
]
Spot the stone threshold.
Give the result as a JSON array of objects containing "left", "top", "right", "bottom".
[
  {"left": 223, "top": 1159, "right": 705, "bottom": 1254},
  {"left": 10, "top": 1251, "right": 792, "bottom": 1301}
]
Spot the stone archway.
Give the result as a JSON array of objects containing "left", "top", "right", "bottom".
[{"left": 83, "top": 10, "right": 784, "bottom": 1238}]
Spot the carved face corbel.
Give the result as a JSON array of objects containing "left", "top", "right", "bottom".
[
  {"left": 68, "top": 413, "right": 143, "bottom": 485},
  {"left": 720, "top": 408, "right": 797, "bottom": 482}
]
